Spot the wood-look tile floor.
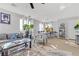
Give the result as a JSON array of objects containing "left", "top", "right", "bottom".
[{"left": 10, "top": 38, "right": 79, "bottom": 56}]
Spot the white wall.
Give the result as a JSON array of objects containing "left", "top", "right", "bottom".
[
  {"left": 0, "top": 8, "right": 25, "bottom": 33},
  {"left": 33, "top": 20, "right": 41, "bottom": 33},
  {"left": 58, "top": 17, "right": 79, "bottom": 39},
  {"left": 0, "top": 8, "right": 44, "bottom": 34}
]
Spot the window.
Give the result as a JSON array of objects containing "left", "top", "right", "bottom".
[
  {"left": 20, "top": 19, "right": 23, "bottom": 31},
  {"left": 39, "top": 23, "right": 44, "bottom": 31},
  {"left": 24, "top": 20, "right": 27, "bottom": 24},
  {"left": 20, "top": 18, "right": 33, "bottom": 31}
]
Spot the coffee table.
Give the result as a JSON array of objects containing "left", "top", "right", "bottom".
[{"left": 0, "top": 38, "right": 31, "bottom": 56}]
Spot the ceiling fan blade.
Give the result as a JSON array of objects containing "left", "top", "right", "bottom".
[{"left": 30, "top": 3, "right": 34, "bottom": 9}]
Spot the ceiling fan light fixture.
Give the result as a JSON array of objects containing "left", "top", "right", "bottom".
[
  {"left": 41, "top": 3, "right": 45, "bottom": 4},
  {"left": 30, "top": 3, "right": 34, "bottom": 9},
  {"left": 11, "top": 3, "right": 16, "bottom": 7}
]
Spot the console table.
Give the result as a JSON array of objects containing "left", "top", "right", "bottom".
[{"left": 0, "top": 38, "right": 31, "bottom": 56}]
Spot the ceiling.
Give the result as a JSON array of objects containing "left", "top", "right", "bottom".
[{"left": 0, "top": 3, "right": 79, "bottom": 22}]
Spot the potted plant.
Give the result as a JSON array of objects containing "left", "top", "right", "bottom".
[
  {"left": 23, "top": 24, "right": 34, "bottom": 38},
  {"left": 74, "top": 24, "right": 79, "bottom": 33},
  {"left": 74, "top": 24, "right": 79, "bottom": 30}
]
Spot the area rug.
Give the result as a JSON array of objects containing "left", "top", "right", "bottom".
[
  {"left": 45, "top": 50, "right": 72, "bottom": 56},
  {"left": 10, "top": 48, "right": 72, "bottom": 56}
]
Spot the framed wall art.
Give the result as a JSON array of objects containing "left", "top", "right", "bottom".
[{"left": 0, "top": 12, "right": 10, "bottom": 24}]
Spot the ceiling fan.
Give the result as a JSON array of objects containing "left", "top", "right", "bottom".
[{"left": 30, "top": 3, "right": 45, "bottom": 9}]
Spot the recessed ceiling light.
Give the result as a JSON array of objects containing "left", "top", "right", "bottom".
[
  {"left": 59, "top": 5, "right": 66, "bottom": 10},
  {"left": 11, "top": 3, "right": 17, "bottom": 7}
]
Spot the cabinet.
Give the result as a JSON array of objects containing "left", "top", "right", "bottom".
[
  {"left": 76, "top": 35, "right": 79, "bottom": 44},
  {"left": 59, "top": 23, "right": 65, "bottom": 38}
]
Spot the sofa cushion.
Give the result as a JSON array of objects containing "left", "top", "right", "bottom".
[
  {"left": 17, "top": 33, "right": 23, "bottom": 38},
  {"left": 7, "top": 33, "right": 18, "bottom": 39},
  {"left": 0, "top": 34, "right": 7, "bottom": 40},
  {"left": 0, "top": 40, "right": 8, "bottom": 44}
]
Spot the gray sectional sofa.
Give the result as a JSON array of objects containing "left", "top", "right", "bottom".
[
  {"left": 0, "top": 32, "right": 31, "bottom": 56},
  {"left": 0, "top": 33, "right": 23, "bottom": 44},
  {"left": 0, "top": 34, "right": 8, "bottom": 45}
]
